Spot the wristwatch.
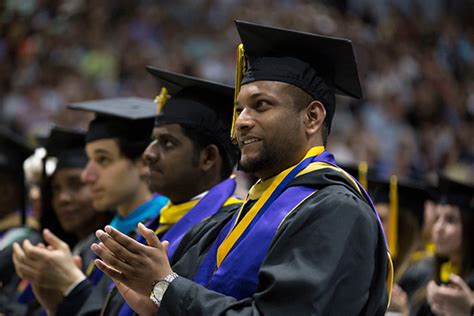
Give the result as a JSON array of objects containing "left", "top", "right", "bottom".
[{"left": 150, "top": 272, "right": 179, "bottom": 306}]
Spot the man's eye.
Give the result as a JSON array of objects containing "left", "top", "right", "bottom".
[
  {"left": 96, "top": 156, "right": 111, "bottom": 166},
  {"left": 445, "top": 215, "right": 458, "bottom": 224},
  {"left": 160, "top": 140, "right": 174, "bottom": 149},
  {"left": 255, "top": 100, "right": 269, "bottom": 109}
]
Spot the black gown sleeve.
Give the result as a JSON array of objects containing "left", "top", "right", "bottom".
[
  {"left": 55, "top": 279, "right": 94, "bottom": 316},
  {"left": 160, "top": 185, "right": 388, "bottom": 316}
]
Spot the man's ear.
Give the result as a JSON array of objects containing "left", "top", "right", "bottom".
[
  {"left": 199, "top": 144, "right": 220, "bottom": 172},
  {"left": 304, "top": 100, "right": 326, "bottom": 136}
]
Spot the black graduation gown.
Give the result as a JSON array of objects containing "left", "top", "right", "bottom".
[
  {"left": 398, "top": 258, "right": 433, "bottom": 299},
  {"left": 55, "top": 275, "right": 108, "bottom": 316},
  {"left": 100, "top": 203, "right": 241, "bottom": 315},
  {"left": 159, "top": 169, "right": 389, "bottom": 315}
]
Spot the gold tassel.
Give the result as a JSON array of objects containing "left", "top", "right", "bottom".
[
  {"left": 154, "top": 87, "right": 171, "bottom": 113},
  {"left": 388, "top": 175, "right": 398, "bottom": 258},
  {"left": 231, "top": 43, "right": 246, "bottom": 141},
  {"left": 358, "top": 161, "right": 368, "bottom": 190},
  {"left": 440, "top": 261, "right": 460, "bottom": 283}
]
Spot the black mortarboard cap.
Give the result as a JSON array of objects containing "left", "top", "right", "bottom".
[
  {"left": 438, "top": 174, "right": 473, "bottom": 212},
  {"left": 369, "top": 176, "right": 429, "bottom": 258},
  {"left": 0, "top": 127, "right": 34, "bottom": 176},
  {"left": 368, "top": 177, "right": 428, "bottom": 225},
  {"left": 146, "top": 66, "right": 234, "bottom": 132},
  {"left": 45, "top": 126, "right": 88, "bottom": 170},
  {"left": 234, "top": 20, "right": 363, "bottom": 133},
  {"left": 146, "top": 66, "right": 238, "bottom": 166},
  {"left": 425, "top": 180, "right": 440, "bottom": 202},
  {"left": 67, "top": 97, "right": 155, "bottom": 143}
]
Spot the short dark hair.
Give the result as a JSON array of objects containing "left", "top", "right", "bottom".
[
  {"left": 180, "top": 125, "right": 237, "bottom": 180},
  {"left": 321, "top": 124, "right": 329, "bottom": 147},
  {"left": 285, "top": 84, "right": 329, "bottom": 146},
  {"left": 117, "top": 138, "right": 151, "bottom": 161}
]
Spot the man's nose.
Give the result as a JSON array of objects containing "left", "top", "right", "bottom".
[
  {"left": 143, "top": 141, "right": 159, "bottom": 166},
  {"left": 235, "top": 108, "right": 254, "bottom": 133},
  {"left": 81, "top": 162, "right": 97, "bottom": 183},
  {"left": 57, "top": 189, "right": 72, "bottom": 203}
]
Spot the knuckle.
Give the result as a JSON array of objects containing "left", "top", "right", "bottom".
[
  {"left": 110, "top": 255, "right": 121, "bottom": 265},
  {"left": 113, "top": 246, "right": 126, "bottom": 258}
]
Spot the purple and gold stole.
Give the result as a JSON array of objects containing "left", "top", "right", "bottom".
[
  {"left": 117, "top": 177, "right": 241, "bottom": 316},
  {"left": 194, "top": 147, "right": 387, "bottom": 299},
  {"left": 139, "top": 176, "right": 240, "bottom": 260}
]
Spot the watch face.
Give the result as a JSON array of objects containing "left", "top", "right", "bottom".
[{"left": 153, "top": 281, "right": 169, "bottom": 301}]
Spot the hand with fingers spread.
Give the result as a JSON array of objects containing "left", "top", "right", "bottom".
[
  {"left": 91, "top": 223, "right": 173, "bottom": 297},
  {"left": 12, "top": 229, "right": 86, "bottom": 294},
  {"left": 427, "top": 274, "right": 473, "bottom": 316},
  {"left": 12, "top": 241, "right": 65, "bottom": 314}
]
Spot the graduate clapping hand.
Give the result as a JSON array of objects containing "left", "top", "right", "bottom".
[
  {"left": 427, "top": 274, "right": 473, "bottom": 316},
  {"left": 12, "top": 229, "right": 85, "bottom": 313},
  {"left": 91, "top": 223, "right": 173, "bottom": 314}
]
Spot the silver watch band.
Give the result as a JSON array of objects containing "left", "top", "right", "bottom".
[
  {"left": 150, "top": 272, "right": 179, "bottom": 307},
  {"left": 163, "top": 272, "right": 179, "bottom": 283}
]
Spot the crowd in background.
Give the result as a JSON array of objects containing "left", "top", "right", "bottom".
[
  {"left": 1, "top": 2, "right": 473, "bottom": 315},
  {"left": 1, "top": 0, "right": 473, "bottom": 182}
]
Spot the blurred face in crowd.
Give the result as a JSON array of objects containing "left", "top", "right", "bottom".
[
  {"left": 51, "top": 168, "right": 96, "bottom": 235},
  {"left": 432, "top": 204, "right": 462, "bottom": 260},
  {"left": 82, "top": 139, "right": 146, "bottom": 212},
  {"left": 144, "top": 124, "right": 201, "bottom": 203},
  {"left": 235, "top": 81, "right": 309, "bottom": 179}
]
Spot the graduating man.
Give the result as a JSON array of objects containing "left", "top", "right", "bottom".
[{"left": 92, "top": 21, "right": 391, "bottom": 315}]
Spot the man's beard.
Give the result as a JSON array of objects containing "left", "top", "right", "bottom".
[
  {"left": 238, "top": 142, "right": 280, "bottom": 176},
  {"left": 238, "top": 118, "right": 302, "bottom": 177}
]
